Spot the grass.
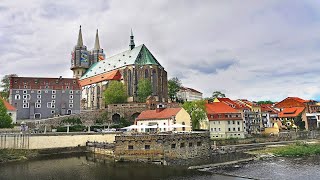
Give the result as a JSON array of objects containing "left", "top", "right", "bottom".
[
  {"left": 252, "top": 142, "right": 320, "bottom": 157},
  {"left": 0, "top": 149, "right": 38, "bottom": 163}
]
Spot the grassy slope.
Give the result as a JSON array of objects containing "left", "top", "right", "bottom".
[{"left": 0, "top": 149, "right": 38, "bottom": 163}]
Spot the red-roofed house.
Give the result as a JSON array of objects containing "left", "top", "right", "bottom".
[
  {"left": 205, "top": 102, "right": 244, "bottom": 139},
  {"left": 1, "top": 98, "right": 17, "bottom": 124},
  {"left": 136, "top": 104, "right": 191, "bottom": 132}
]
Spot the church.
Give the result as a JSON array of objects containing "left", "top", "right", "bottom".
[{"left": 70, "top": 26, "right": 168, "bottom": 109}]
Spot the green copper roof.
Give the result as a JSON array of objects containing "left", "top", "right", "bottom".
[{"left": 80, "top": 44, "right": 162, "bottom": 80}]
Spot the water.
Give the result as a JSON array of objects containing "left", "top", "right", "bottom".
[
  {"left": 0, "top": 153, "right": 245, "bottom": 180},
  {"left": 2, "top": 153, "right": 318, "bottom": 180}
]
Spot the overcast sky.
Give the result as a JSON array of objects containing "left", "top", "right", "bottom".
[{"left": 1, "top": 0, "right": 320, "bottom": 101}]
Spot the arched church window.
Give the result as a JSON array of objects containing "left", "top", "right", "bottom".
[
  {"left": 152, "top": 70, "right": 157, "bottom": 95},
  {"left": 128, "top": 69, "right": 132, "bottom": 96}
]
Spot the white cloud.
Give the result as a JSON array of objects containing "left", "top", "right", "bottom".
[{"left": 1, "top": 0, "right": 320, "bottom": 101}]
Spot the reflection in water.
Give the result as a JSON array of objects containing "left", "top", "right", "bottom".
[{"left": 0, "top": 153, "right": 246, "bottom": 180}]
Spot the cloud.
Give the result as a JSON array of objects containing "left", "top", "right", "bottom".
[{"left": 1, "top": 0, "right": 320, "bottom": 101}]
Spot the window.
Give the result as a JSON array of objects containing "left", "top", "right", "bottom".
[
  {"left": 66, "top": 86, "right": 69, "bottom": 89},
  {"left": 47, "top": 102, "right": 52, "bottom": 108},
  {"left": 52, "top": 90, "right": 56, "bottom": 94},
  {"left": 69, "top": 104, "right": 73, "bottom": 108},
  {"left": 237, "top": 121, "right": 240, "bottom": 125},
  {"left": 214, "top": 128, "right": 216, "bottom": 131},
  {"left": 37, "top": 99, "right": 41, "bottom": 103},
  {"left": 52, "top": 100, "right": 56, "bottom": 103},
  {"left": 23, "top": 90, "right": 27, "bottom": 94},
  {"left": 233, "top": 121, "right": 235, "bottom": 124},
  {"left": 228, "top": 128, "right": 231, "bottom": 131},
  {"left": 233, "top": 128, "right": 236, "bottom": 131},
  {"left": 218, "top": 128, "right": 221, "bottom": 131},
  {"left": 70, "top": 90, "right": 73, "bottom": 94},
  {"left": 37, "top": 90, "right": 41, "bottom": 94},
  {"left": 37, "top": 95, "right": 41, "bottom": 99},
  {"left": 145, "top": 145, "right": 150, "bottom": 150},
  {"left": 210, "top": 128, "right": 213, "bottom": 131},
  {"left": 180, "top": 143, "right": 185, "bottom": 148},
  {"left": 52, "top": 104, "right": 55, "bottom": 108},
  {"left": 23, "top": 100, "right": 27, "bottom": 103},
  {"left": 52, "top": 95, "right": 56, "bottom": 99},
  {"left": 128, "top": 145, "right": 133, "bottom": 150},
  {"left": 189, "top": 142, "right": 193, "bottom": 147},
  {"left": 15, "top": 94, "right": 20, "bottom": 100},
  {"left": 24, "top": 85, "right": 27, "bottom": 88},
  {"left": 51, "top": 110, "right": 55, "bottom": 114},
  {"left": 197, "top": 142, "right": 201, "bottom": 146},
  {"left": 70, "top": 95, "right": 73, "bottom": 99},
  {"left": 238, "top": 127, "right": 240, "bottom": 131},
  {"left": 228, "top": 121, "right": 230, "bottom": 124},
  {"left": 171, "top": 144, "right": 176, "bottom": 149},
  {"left": 36, "top": 103, "right": 41, "bottom": 108},
  {"left": 8, "top": 113, "right": 12, "bottom": 116},
  {"left": 23, "top": 95, "right": 27, "bottom": 99},
  {"left": 69, "top": 100, "right": 73, "bottom": 103},
  {"left": 23, "top": 103, "right": 29, "bottom": 108}
]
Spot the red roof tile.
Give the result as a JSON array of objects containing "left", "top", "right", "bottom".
[
  {"left": 278, "top": 107, "right": 305, "bottom": 118},
  {"left": 206, "top": 102, "right": 239, "bottom": 113},
  {"left": 79, "top": 70, "right": 121, "bottom": 87},
  {"left": 10, "top": 77, "right": 80, "bottom": 90},
  {"left": 260, "top": 104, "right": 279, "bottom": 114},
  {"left": 137, "top": 108, "right": 182, "bottom": 120},
  {"left": 216, "top": 98, "right": 250, "bottom": 110},
  {"left": 1, "top": 98, "right": 16, "bottom": 111}
]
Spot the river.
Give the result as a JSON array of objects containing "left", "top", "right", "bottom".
[{"left": 0, "top": 153, "right": 319, "bottom": 180}]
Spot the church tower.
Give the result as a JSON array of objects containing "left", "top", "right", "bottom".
[
  {"left": 71, "top": 25, "right": 90, "bottom": 79},
  {"left": 91, "top": 29, "right": 105, "bottom": 64},
  {"left": 129, "top": 28, "right": 135, "bottom": 50}
]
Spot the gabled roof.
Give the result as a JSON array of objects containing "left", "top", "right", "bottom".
[
  {"left": 260, "top": 104, "right": 279, "bottom": 114},
  {"left": 278, "top": 107, "right": 305, "bottom": 118},
  {"left": 79, "top": 70, "right": 121, "bottom": 87},
  {"left": 216, "top": 98, "right": 249, "bottom": 110},
  {"left": 1, "top": 98, "right": 16, "bottom": 111},
  {"left": 205, "top": 102, "right": 239, "bottom": 114},
  {"left": 80, "top": 44, "right": 162, "bottom": 80},
  {"left": 274, "top": 97, "right": 308, "bottom": 108},
  {"left": 137, "top": 108, "right": 182, "bottom": 120},
  {"left": 180, "top": 86, "right": 202, "bottom": 94}
]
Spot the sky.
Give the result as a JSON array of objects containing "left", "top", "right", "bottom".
[{"left": 1, "top": 0, "right": 320, "bottom": 101}]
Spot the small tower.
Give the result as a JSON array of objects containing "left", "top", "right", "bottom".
[
  {"left": 91, "top": 29, "right": 105, "bottom": 64},
  {"left": 129, "top": 28, "right": 135, "bottom": 50},
  {"left": 71, "top": 25, "right": 90, "bottom": 79}
]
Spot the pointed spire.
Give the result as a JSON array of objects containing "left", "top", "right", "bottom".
[
  {"left": 77, "top": 25, "right": 83, "bottom": 47},
  {"left": 94, "top": 29, "right": 101, "bottom": 50},
  {"left": 129, "top": 28, "right": 135, "bottom": 50}
]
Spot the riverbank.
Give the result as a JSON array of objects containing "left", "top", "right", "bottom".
[
  {"left": 250, "top": 141, "right": 320, "bottom": 157},
  {"left": 0, "top": 146, "right": 87, "bottom": 164}
]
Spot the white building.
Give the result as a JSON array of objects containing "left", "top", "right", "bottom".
[{"left": 176, "top": 87, "right": 202, "bottom": 102}]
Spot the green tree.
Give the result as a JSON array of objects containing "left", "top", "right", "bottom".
[
  {"left": 212, "top": 91, "right": 226, "bottom": 99},
  {"left": 137, "top": 79, "right": 152, "bottom": 102},
  {"left": 103, "top": 81, "right": 127, "bottom": 104},
  {"left": 0, "top": 74, "right": 18, "bottom": 100},
  {"left": 168, "top": 77, "right": 181, "bottom": 101},
  {"left": 256, "top": 100, "right": 274, "bottom": 105},
  {"left": 0, "top": 99, "right": 13, "bottom": 128},
  {"left": 182, "top": 100, "right": 206, "bottom": 130}
]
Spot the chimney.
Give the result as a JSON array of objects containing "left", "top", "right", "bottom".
[{"left": 156, "top": 104, "right": 165, "bottom": 113}]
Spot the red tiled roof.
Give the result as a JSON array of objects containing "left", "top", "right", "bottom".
[
  {"left": 10, "top": 77, "right": 81, "bottom": 90},
  {"left": 260, "top": 104, "right": 279, "bottom": 114},
  {"left": 0, "top": 98, "right": 16, "bottom": 111},
  {"left": 274, "top": 97, "right": 308, "bottom": 108},
  {"left": 137, "top": 108, "right": 182, "bottom": 120},
  {"left": 79, "top": 70, "right": 121, "bottom": 87},
  {"left": 216, "top": 98, "right": 250, "bottom": 110},
  {"left": 278, "top": 107, "right": 305, "bottom": 118},
  {"left": 206, "top": 102, "right": 239, "bottom": 113}
]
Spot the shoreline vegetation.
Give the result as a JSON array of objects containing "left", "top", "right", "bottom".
[
  {"left": 0, "top": 149, "right": 38, "bottom": 163},
  {"left": 251, "top": 141, "right": 320, "bottom": 157}
]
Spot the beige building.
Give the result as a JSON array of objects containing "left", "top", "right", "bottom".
[
  {"left": 205, "top": 102, "right": 245, "bottom": 139},
  {"left": 176, "top": 87, "right": 202, "bottom": 102},
  {"left": 136, "top": 105, "right": 192, "bottom": 132}
]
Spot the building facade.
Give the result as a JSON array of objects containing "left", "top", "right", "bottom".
[
  {"left": 9, "top": 77, "right": 81, "bottom": 120},
  {"left": 205, "top": 101, "right": 245, "bottom": 139},
  {"left": 136, "top": 105, "right": 192, "bottom": 132},
  {"left": 176, "top": 87, "right": 203, "bottom": 102},
  {"left": 71, "top": 27, "right": 168, "bottom": 109}
]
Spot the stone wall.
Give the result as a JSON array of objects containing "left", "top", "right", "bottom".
[
  {"left": 0, "top": 133, "right": 118, "bottom": 149},
  {"left": 114, "top": 132, "right": 211, "bottom": 162}
]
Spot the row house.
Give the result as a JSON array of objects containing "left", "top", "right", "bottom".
[{"left": 205, "top": 101, "right": 245, "bottom": 139}]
